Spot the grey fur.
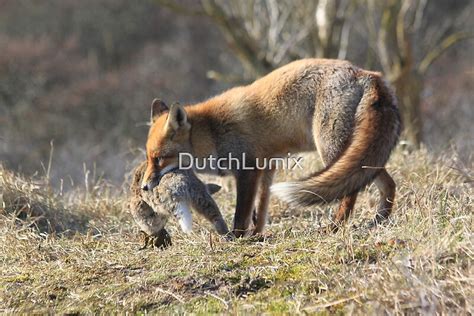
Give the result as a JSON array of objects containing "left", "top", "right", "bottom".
[{"left": 130, "top": 161, "right": 230, "bottom": 237}]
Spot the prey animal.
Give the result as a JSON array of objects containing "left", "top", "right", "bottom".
[{"left": 130, "top": 161, "right": 231, "bottom": 248}]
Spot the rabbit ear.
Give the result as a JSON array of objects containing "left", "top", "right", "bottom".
[
  {"left": 150, "top": 98, "right": 169, "bottom": 122},
  {"left": 206, "top": 183, "right": 222, "bottom": 195}
]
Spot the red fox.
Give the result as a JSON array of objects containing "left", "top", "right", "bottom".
[{"left": 141, "top": 59, "right": 401, "bottom": 237}]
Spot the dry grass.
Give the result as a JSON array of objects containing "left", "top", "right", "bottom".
[{"left": 0, "top": 148, "right": 472, "bottom": 314}]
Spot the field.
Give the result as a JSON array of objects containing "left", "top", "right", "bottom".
[{"left": 0, "top": 148, "right": 472, "bottom": 314}]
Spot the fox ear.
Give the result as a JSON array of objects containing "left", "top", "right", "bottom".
[
  {"left": 206, "top": 183, "right": 221, "bottom": 195},
  {"left": 167, "top": 103, "right": 189, "bottom": 130},
  {"left": 151, "top": 99, "right": 168, "bottom": 123}
]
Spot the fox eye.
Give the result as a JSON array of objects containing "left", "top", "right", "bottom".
[{"left": 153, "top": 157, "right": 163, "bottom": 165}]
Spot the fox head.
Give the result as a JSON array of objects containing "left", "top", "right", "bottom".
[{"left": 141, "top": 99, "right": 191, "bottom": 191}]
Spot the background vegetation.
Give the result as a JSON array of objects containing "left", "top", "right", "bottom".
[
  {"left": 0, "top": 0, "right": 472, "bottom": 186},
  {"left": 0, "top": 0, "right": 472, "bottom": 313}
]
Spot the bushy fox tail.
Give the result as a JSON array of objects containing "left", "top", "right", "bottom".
[{"left": 271, "top": 75, "right": 401, "bottom": 206}]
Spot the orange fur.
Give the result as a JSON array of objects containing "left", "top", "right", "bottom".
[{"left": 142, "top": 59, "right": 401, "bottom": 234}]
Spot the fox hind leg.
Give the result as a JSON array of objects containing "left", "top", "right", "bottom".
[
  {"left": 315, "top": 136, "right": 358, "bottom": 231},
  {"left": 371, "top": 169, "right": 396, "bottom": 225},
  {"left": 327, "top": 192, "right": 358, "bottom": 232}
]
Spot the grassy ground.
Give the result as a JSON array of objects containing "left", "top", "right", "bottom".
[{"left": 0, "top": 148, "right": 472, "bottom": 314}]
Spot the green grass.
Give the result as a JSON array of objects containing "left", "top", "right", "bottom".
[{"left": 0, "top": 148, "right": 472, "bottom": 314}]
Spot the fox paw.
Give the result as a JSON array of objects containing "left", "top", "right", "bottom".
[
  {"left": 250, "top": 231, "right": 272, "bottom": 242},
  {"left": 221, "top": 232, "right": 236, "bottom": 241},
  {"left": 365, "top": 216, "right": 392, "bottom": 230}
]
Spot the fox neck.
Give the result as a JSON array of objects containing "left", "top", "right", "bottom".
[{"left": 186, "top": 100, "right": 220, "bottom": 160}]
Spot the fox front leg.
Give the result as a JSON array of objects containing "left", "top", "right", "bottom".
[{"left": 233, "top": 170, "right": 261, "bottom": 237}]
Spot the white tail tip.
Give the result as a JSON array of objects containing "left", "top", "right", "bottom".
[{"left": 270, "top": 182, "right": 301, "bottom": 205}]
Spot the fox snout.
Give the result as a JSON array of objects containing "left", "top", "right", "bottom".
[
  {"left": 141, "top": 178, "right": 159, "bottom": 192},
  {"left": 141, "top": 163, "right": 160, "bottom": 191},
  {"left": 141, "top": 181, "right": 155, "bottom": 192},
  {"left": 142, "top": 162, "right": 179, "bottom": 191}
]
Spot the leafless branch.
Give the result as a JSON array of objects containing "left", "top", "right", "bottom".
[
  {"left": 396, "top": 0, "right": 411, "bottom": 61},
  {"left": 377, "top": 3, "right": 398, "bottom": 76},
  {"left": 418, "top": 31, "right": 474, "bottom": 73},
  {"left": 201, "top": 0, "right": 272, "bottom": 77},
  {"left": 413, "top": 0, "right": 427, "bottom": 32}
]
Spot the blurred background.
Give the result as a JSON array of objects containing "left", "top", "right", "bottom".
[{"left": 0, "top": 0, "right": 472, "bottom": 190}]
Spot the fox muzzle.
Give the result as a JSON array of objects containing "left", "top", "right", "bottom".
[
  {"left": 141, "top": 163, "right": 179, "bottom": 191},
  {"left": 141, "top": 177, "right": 160, "bottom": 191}
]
